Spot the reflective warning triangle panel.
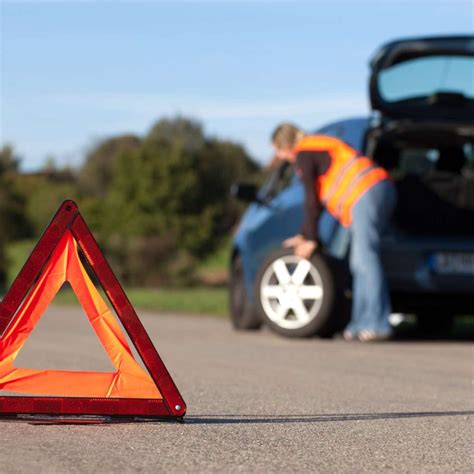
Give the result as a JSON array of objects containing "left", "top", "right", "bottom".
[{"left": 0, "top": 201, "right": 186, "bottom": 419}]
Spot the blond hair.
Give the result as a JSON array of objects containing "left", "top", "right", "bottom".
[{"left": 271, "top": 123, "right": 304, "bottom": 149}]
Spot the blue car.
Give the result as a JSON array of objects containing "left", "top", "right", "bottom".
[{"left": 229, "top": 35, "right": 474, "bottom": 338}]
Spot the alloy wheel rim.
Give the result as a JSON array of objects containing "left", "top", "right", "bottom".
[{"left": 260, "top": 255, "right": 324, "bottom": 330}]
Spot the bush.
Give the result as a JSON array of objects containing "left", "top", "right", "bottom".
[
  {"left": 102, "top": 233, "right": 198, "bottom": 287},
  {"left": 0, "top": 146, "right": 31, "bottom": 291},
  {"left": 78, "top": 117, "right": 261, "bottom": 285}
]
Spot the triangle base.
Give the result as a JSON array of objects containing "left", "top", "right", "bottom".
[{"left": 0, "top": 396, "right": 180, "bottom": 419}]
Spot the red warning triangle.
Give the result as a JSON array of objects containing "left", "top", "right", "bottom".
[{"left": 0, "top": 201, "right": 186, "bottom": 419}]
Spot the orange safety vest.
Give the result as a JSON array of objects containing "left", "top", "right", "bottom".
[{"left": 294, "top": 135, "right": 389, "bottom": 227}]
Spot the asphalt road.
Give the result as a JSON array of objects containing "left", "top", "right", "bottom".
[{"left": 1, "top": 306, "right": 472, "bottom": 473}]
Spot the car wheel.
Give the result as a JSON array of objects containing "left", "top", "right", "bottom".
[
  {"left": 255, "top": 248, "right": 347, "bottom": 337},
  {"left": 416, "top": 313, "right": 455, "bottom": 336},
  {"left": 229, "top": 255, "right": 262, "bottom": 330}
]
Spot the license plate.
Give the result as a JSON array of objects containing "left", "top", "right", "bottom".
[{"left": 433, "top": 253, "right": 474, "bottom": 275}]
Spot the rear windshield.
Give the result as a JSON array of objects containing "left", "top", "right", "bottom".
[{"left": 378, "top": 55, "right": 474, "bottom": 102}]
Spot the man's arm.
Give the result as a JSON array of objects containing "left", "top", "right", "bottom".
[{"left": 296, "top": 151, "right": 329, "bottom": 241}]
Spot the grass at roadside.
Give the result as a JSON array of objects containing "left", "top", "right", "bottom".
[{"left": 53, "top": 286, "right": 228, "bottom": 316}]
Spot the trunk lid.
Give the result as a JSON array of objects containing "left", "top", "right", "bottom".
[{"left": 369, "top": 36, "right": 474, "bottom": 122}]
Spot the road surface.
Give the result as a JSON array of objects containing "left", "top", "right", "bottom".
[{"left": 1, "top": 306, "right": 472, "bottom": 473}]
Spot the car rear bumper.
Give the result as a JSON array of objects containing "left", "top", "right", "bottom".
[
  {"left": 382, "top": 237, "right": 474, "bottom": 296},
  {"left": 391, "top": 291, "right": 474, "bottom": 314}
]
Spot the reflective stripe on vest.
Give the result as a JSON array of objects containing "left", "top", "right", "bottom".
[
  {"left": 335, "top": 164, "right": 378, "bottom": 216},
  {"left": 294, "top": 135, "right": 389, "bottom": 227},
  {"left": 338, "top": 167, "right": 389, "bottom": 226},
  {"left": 323, "top": 153, "right": 360, "bottom": 206}
]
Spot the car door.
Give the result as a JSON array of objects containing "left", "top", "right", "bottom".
[{"left": 241, "top": 162, "right": 303, "bottom": 260}]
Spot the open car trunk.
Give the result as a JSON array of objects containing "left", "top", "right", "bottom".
[
  {"left": 371, "top": 123, "right": 474, "bottom": 236},
  {"left": 369, "top": 36, "right": 474, "bottom": 122}
]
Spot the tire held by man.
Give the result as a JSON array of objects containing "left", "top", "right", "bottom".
[{"left": 254, "top": 248, "right": 349, "bottom": 337}]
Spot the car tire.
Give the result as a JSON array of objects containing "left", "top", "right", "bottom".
[
  {"left": 254, "top": 248, "right": 348, "bottom": 338},
  {"left": 229, "top": 255, "right": 262, "bottom": 330}
]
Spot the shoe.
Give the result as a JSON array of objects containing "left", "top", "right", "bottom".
[{"left": 358, "top": 330, "right": 392, "bottom": 342}]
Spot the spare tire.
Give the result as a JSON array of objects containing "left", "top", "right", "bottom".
[{"left": 254, "top": 248, "right": 349, "bottom": 337}]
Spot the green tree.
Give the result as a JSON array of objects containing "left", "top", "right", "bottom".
[
  {"left": 76, "top": 135, "right": 142, "bottom": 233},
  {"left": 13, "top": 170, "right": 78, "bottom": 237},
  {"left": 97, "top": 117, "right": 260, "bottom": 285},
  {"left": 79, "top": 135, "right": 141, "bottom": 197},
  {"left": 0, "top": 118, "right": 261, "bottom": 288},
  {"left": 0, "top": 146, "right": 30, "bottom": 290},
  {"left": 0, "top": 145, "right": 31, "bottom": 240}
]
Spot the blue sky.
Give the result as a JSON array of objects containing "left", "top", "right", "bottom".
[{"left": 1, "top": 0, "right": 472, "bottom": 170}]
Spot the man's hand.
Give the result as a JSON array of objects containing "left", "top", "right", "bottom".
[
  {"left": 283, "top": 234, "right": 305, "bottom": 248},
  {"left": 283, "top": 234, "right": 318, "bottom": 260},
  {"left": 294, "top": 239, "right": 317, "bottom": 259}
]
